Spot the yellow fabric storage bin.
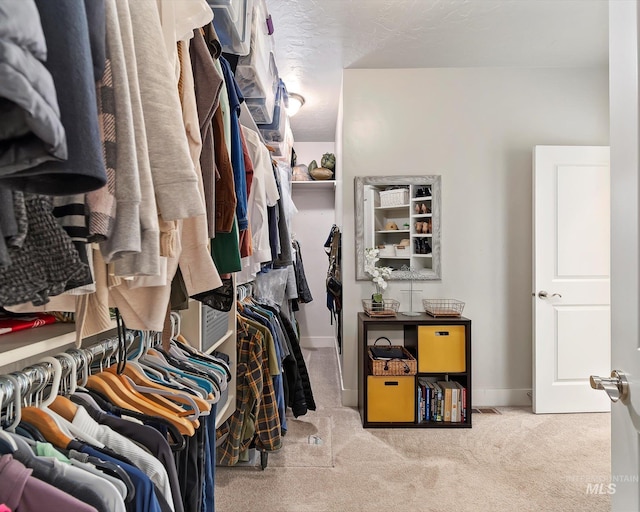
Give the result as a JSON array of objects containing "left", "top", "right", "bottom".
[
  {"left": 367, "top": 375, "right": 415, "bottom": 422},
  {"left": 418, "top": 325, "right": 466, "bottom": 373}
]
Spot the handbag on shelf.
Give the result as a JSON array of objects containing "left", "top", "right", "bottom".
[{"left": 369, "top": 336, "right": 406, "bottom": 360}]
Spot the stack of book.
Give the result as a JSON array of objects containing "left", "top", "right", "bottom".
[{"left": 417, "top": 377, "right": 467, "bottom": 423}]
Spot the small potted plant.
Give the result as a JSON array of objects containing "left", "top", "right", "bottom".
[{"left": 364, "top": 248, "right": 393, "bottom": 310}]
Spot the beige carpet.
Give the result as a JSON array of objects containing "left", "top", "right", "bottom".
[{"left": 216, "top": 347, "right": 610, "bottom": 512}]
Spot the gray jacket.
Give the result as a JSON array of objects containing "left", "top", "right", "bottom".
[{"left": 0, "top": 0, "right": 67, "bottom": 174}]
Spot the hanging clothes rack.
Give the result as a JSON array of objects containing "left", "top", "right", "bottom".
[{"left": 0, "top": 331, "right": 136, "bottom": 412}]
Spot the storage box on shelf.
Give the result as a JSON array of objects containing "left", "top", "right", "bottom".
[
  {"left": 416, "top": 325, "right": 465, "bottom": 373},
  {"left": 367, "top": 375, "right": 415, "bottom": 422},
  {"left": 368, "top": 346, "right": 416, "bottom": 376},
  {"left": 236, "top": 0, "right": 278, "bottom": 123},
  {"left": 379, "top": 188, "right": 409, "bottom": 207},
  {"left": 243, "top": 55, "right": 278, "bottom": 124},
  {"left": 258, "top": 79, "right": 287, "bottom": 143},
  {"left": 208, "top": 0, "right": 245, "bottom": 22},
  {"left": 357, "top": 312, "right": 472, "bottom": 428},
  {"left": 210, "top": 0, "right": 253, "bottom": 56}
]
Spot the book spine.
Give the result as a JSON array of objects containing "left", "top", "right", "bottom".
[
  {"left": 424, "top": 383, "right": 429, "bottom": 422},
  {"left": 445, "top": 386, "right": 452, "bottom": 422},
  {"left": 451, "top": 385, "right": 459, "bottom": 422},
  {"left": 462, "top": 385, "right": 467, "bottom": 422}
]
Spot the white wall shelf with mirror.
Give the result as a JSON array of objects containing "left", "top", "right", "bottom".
[{"left": 355, "top": 176, "right": 441, "bottom": 280}]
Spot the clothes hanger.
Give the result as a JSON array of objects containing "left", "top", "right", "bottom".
[
  {"left": 167, "top": 313, "right": 190, "bottom": 361},
  {"left": 49, "top": 353, "right": 79, "bottom": 422},
  {"left": 67, "top": 348, "right": 90, "bottom": 388},
  {"left": 20, "top": 360, "right": 74, "bottom": 449},
  {"left": 2, "top": 375, "right": 22, "bottom": 432},
  {"left": 118, "top": 331, "right": 209, "bottom": 418},
  {"left": 141, "top": 347, "right": 211, "bottom": 399},
  {"left": 0, "top": 376, "right": 19, "bottom": 452},
  {"left": 112, "top": 331, "right": 207, "bottom": 418},
  {"left": 87, "top": 339, "right": 197, "bottom": 435},
  {"left": 133, "top": 331, "right": 208, "bottom": 410},
  {"left": 70, "top": 391, "right": 186, "bottom": 453}
]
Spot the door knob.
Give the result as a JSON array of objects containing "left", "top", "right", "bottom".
[
  {"left": 537, "top": 291, "right": 562, "bottom": 299},
  {"left": 590, "top": 370, "right": 629, "bottom": 402}
]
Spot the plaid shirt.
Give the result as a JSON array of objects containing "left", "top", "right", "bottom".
[{"left": 217, "top": 316, "right": 281, "bottom": 465}]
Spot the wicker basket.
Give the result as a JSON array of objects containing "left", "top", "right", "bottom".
[
  {"left": 379, "top": 188, "right": 409, "bottom": 207},
  {"left": 423, "top": 299, "right": 465, "bottom": 317},
  {"left": 362, "top": 299, "right": 400, "bottom": 318},
  {"left": 368, "top": 347, "right": 417, "bottom": 376}
]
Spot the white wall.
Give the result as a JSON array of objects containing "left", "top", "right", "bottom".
[
  {"left": 340, "top": 67, "right": 609, "bottom": 407},
  {"left": 291, "top": 142, "right": 336, "bottom": 348}
]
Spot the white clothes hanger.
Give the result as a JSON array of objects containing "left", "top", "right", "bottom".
[
  {"left": 38, "top": 357, "right": 62, "bottom": 408},
  {"left": 56, "top": 353, "right": 78, "bottom": 396},
  {"left": 0, "top": 376, "right": 20, "bottom": 451}
]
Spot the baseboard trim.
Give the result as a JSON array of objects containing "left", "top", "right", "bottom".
[
  {"left": 472, "top": 388, "right": 532, "bottom": 407},
  {"left": 300, "top": 336, "right": 337, "bottom": 349},
  {"left": 342, "top": 388, "right": 358, "bottom": 408}
]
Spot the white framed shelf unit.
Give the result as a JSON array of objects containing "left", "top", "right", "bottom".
[
  {"left": 368, "top": 184, "right": 438, "bottom": 276},
  {"left": 179, "top": 297, "right": 237, "bottom": 428}
]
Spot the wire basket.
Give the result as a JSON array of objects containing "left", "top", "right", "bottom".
[
  {"left": 423, "top": 299, "right": 465, "bottom": 317},
  {"left": 362, "top": 299, "right": 400, "bottom": 318}
]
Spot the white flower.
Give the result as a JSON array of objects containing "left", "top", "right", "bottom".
[{"left": 364, "top": 247, "right": 393, "bottom": 290}]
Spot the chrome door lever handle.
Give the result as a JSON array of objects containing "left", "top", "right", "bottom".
[
  {"left": 537, "top": 291, "right": 562, "bottom": 299},
  {"left": 590, "top": 370, "right": 629, "bottom": 402}
]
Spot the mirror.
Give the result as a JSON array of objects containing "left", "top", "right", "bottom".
[{"left": 355, "top": 175, "right": 441, "bottom": 280}]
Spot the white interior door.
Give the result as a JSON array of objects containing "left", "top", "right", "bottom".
[
  {"left": 533, "top": 145, "right": 611, "bottom": 413},
  {"left": 607, "top": 2, "right": 640, "bottom": 508}
]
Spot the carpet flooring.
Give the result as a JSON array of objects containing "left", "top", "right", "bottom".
[{"left": 215, "top": 347, "right": 611, "bottom": 512}]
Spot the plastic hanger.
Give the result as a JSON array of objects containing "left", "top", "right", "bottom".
[
  {"left": 20, "top": 360, "right": 74, "bottom": 449},
  {"left": 140, "top": 350, "right": 210, "bottom": 399},
  {"left": 49, "top": 354, "right": 79, "bottom": 422},
  {"left": 87, "top": 345, "right": 197, "bottom": 436},
  {"left": 167, "top": 313, "right": 190, "bottom": 361},
  {"left": 58, "top": 352, "right": 78, "bottom": 395},
  {"left": 38, "top": 357, "right": 62, "bottom": 408},
  {"left": 123, "top": 331, "right": 209, "bottom": 416},
  {"left": 0, "top": 376, "right": 19, "bottom": 451}
]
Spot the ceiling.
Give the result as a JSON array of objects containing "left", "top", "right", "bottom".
[{"left": 268, "top": 0, "right": 609, "bottom": 142}]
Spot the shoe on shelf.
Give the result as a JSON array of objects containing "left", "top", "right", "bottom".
[{"left": 414, "top": 204, "right": 421, "bottom": 214}]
